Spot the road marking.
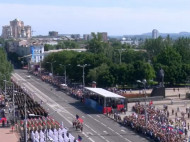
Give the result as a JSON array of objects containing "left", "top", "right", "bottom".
[
  {"left": 82, "top": 116, "right": 85, "bottom": 118},
  {"left": 94, "top": 118, "right": 100, "bottom": 123},
  {"left": 121, "top": 129, "right": 126, "bottom": 132},
  {"left": 13, "top": 73, "right": 97, "bottom": 142},
  {"left": 103, "top": 131, "right": 108, "bottom": 135},
  {"left": 87, "top": 132, "right": 93, "bottom": 135},
  {"left": 13, "top": 72, "right": 133, "bottom": 142},
  {"left": 97, "top": 115, "right": 100, "bottom": 117},
  {"left": 88, "top": 138, "right": 95, "bottom": 142},
  {"left": 107, "top": 127, "right": 114, "bottom": 131}
]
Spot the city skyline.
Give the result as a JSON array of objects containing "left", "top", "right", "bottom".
[{"left": 0, "top": 0, "right": 190, "bottom": 36}]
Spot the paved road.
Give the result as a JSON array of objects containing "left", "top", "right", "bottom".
[{"left": 12, "top": 69, "right": 152, "bottom": 142}]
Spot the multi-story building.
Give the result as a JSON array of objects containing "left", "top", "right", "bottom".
[
  {"left": 30, "top": 45, "right": 44, "bottom": 63},
  {"left": 71, "top": 34, "right": 80, "bottom": 40},
  {"left": 83, "top": 34, "right": 90, "bottom": 40},
  {"left": 98, "top": 32, "right": 108, "bottom": 42},
  {"left": 49, "top": 31, "right": 58, "bottom": 37},
  {"left": 2, "top": 19, "right": 31, "bottom": 39},
  {"left": 152, "top": 29, "right": 159, "bottom": 39}
]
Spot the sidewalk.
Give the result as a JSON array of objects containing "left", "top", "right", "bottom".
[{"left": 0, "top": 127, "right": 19, "bottom": 142}]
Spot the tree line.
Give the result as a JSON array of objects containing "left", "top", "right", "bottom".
[
  {"left": 0, "top": 38, "right": 13, "bottom": 87},
  {"left": 42, "top": 34, "right": 190, "bottom": 88}
]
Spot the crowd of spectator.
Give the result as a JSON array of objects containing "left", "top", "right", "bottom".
[{"left": 123, "top": 103, "right": 187, "bottom": 142}]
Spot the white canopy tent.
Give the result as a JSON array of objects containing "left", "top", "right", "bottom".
[{"left": 85, "top": 87, "right": 124, "bottom": 98}]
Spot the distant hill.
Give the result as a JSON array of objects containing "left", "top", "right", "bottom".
[{"left": 122, "top": 32, "right": 190, "bottom": 40}]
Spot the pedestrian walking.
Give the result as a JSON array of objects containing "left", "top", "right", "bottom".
[
  {"left": 172, "top": 109, "right": 174, "bottom": 115},
  {"left": 177, "top": 107, "right": 180, "bottom": 112},
  {"left": 188, "top": 123, "right": 189, "bottom": 130},
  {"left": 188, "top": 113, "right": 190, "bottom": 119},
  {"left": 179, "top": 93, "right": 181, "bottom": 99},
  {"left": 185, "top": 128, "right": 187, "bottom": 137}
]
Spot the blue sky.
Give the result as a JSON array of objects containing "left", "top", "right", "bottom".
[{"left": 0, "top": 0, "right": 190, "bottom": 35}]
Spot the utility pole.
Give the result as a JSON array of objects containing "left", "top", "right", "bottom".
[
  {"left": 60, "top": 64, "right": 70, "bottom": 85},
  {"left": 47, "top": 61, "right": 56, "bottom": 77},
  {"left": 116, "top": 49, "right": 126, "bottom": 64},
  {"left": 77, "top": 64, "right": 90, "bottom": 87}
]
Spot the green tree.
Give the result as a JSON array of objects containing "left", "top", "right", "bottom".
[{"left": 154, "top": 46, "right": 182, "bottom": 84}]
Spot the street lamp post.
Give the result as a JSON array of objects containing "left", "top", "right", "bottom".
[
  {"left": 77, "top": 64, "right": 90, "bottom": 87},
  {"left": 60, "top": 64, "right": 70, "bottom": 85},
  {"left": 137, "top": 79, "right": 147, "bottom": 127},
  {"left": 116, "top": 49, "right": 126, "bottom": 64},
  {"left": 46, "top": 61, "right": 56, "bottom": 77}
]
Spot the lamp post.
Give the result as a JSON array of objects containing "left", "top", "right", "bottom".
[
  {"left": 77, "top": 64, "right": 90, "bottom": 87},
  {"left": 137, "top": 79, "right": 147, "bottom": 127},
  {"left": 60, "top": 64, "right": 70, "bottom": 85},
  {"left": 116, "top": 49, "right": 126, "bottom": 64},
  {"left": 46, "top": 61, "right": 56, "bottom": 77}
]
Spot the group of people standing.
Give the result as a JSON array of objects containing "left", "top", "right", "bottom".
[{"left": 123, "top": 103, "right": 187, "bottom": 142}]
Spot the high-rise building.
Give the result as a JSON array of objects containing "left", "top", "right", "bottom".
[
  {"left": 152, "top": 29, "right": 159, "bottom": 39},
  {"left": 98, "top": 32, "right": 108, "bottom": 42},
  {"left": 2, "top": 19, "right": 31, "bottom": 39},
  {"left": 83, "top": 34, "right": 90, "bottom": 40}
]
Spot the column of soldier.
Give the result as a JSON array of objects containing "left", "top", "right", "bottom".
[
  {"left": 16, "top": 116, "right": 79, "bottom": 142},
  {"left": 7, "top": 83, "right": 48, "bottom": 120},
  {"left": 8, "top": 82, "right": 79, "bottom": 142},
  {"left": 123, "top": 103, "right": 186, "bottom": 142}
]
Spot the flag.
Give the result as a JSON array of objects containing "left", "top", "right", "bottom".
[
  {"left": 162, "top": 125, "right": 166, "bottom": 130},
  {"left": 149, "top": 101, "right": 153, "bottom": 105},
  {"left": 78, "top": 135, "right": 82, "bottom": 142},
  {"left": 78, "top": 118, "right": 83, "bottom": 123},
  {"left": 178, "top": 129, "right": 183, "bottom": 134},
  {"left": 168, "top": 125, "right": 173, "bottom": 130}
]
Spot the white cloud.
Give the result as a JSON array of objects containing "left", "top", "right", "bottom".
[{"left": 0, "top": 3, "right": 190, "bottom": 35}]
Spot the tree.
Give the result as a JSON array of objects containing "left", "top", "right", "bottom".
[
  {"left": 173, "top": 37, "right": 190, "bottom": 64},
  {"left": 154, "top": 46, "right": 182, "bottom": 84},
  {"left": 133, "top": 61, "right": 155, "bottom": 83},
  {"left": 87, "top": 33, "right": 109, "bottom": 54},
  {"left": 87, "top": 64, "right": 115, "bottom": 87}
]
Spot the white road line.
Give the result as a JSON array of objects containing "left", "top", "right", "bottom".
[
  {"left": 88, "top": 138, "right": 95, "bottom": 142},
  {"left": 94, "top": 118, "right": 100, "bottom": 123},
  {"left": 13, "top": 73, "right": 133, "bottom": 142},
  {"left": 103, "top": 131, "right": 108, "bottom": 134},
  {"left": 107, "top": 127, "right": 114, "bottom": 131},
  {"left": 82, "top": 132, "right": 89, "bottom": 138},
  {"left": 12, "top": 73, "right": 97, "bottom": 142},
  {"left": 97, "top": 115, "right": 100, "bottom": 117},
  {"left": 121, "top": 129, "right": 126, "bottom": 132},
  {"left": 85, "top": 124, "right": 98, "bottom": 134},
  {"left": 82, "top": 116, "right": 85, "bottom": 118},
  {"left": 101, "top": 122, "right": 107, "bottom": 127},
  {"left": 87, "top": 132, "right": 93, "bottom": 135}
]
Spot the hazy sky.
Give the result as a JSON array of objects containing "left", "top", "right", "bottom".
[{"left": 0, "top": 0, "right": 190, "bottom": 35}]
